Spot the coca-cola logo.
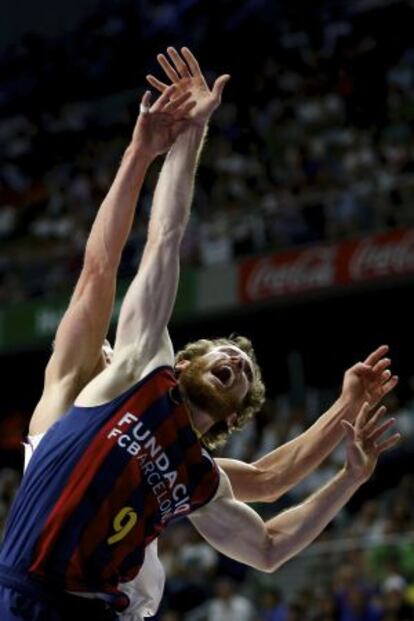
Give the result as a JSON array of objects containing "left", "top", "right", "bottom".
[
  {"left": 350, "top": 232, "right": 414, "bottom": 280},
  {"left": 244, "top": 248, "right": 336, "bottom": 301}
]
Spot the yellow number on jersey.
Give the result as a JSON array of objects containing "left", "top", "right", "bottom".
[{"left": 107, "top": 506, "right": 138, "bottom": 545}]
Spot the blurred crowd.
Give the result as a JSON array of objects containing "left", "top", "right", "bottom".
[
  {"left": 2, "top": 0, "right": 414, "bottom": 302},
  {"left": 0, "top": 380, "right": 413, "bottom": 621}
]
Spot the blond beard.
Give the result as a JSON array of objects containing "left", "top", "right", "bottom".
[{"left": 178, "top": 357, "right": 240, "bottom": 422}]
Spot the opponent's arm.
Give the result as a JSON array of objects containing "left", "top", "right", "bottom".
[
  {"left": 217, "top": 346, "right": 398, "bottom": 502},
  {"left": 190, "top": 403, "right": 400, "bottom": 571},
  {"left": 113, "top": 124, "right": 206, "bottom": 363},
  {"left": 112, "top": 49, "right": 229, "bottom": 367},
  {"left": 30, "top": 87, "right": 192, "bottom": 433}
]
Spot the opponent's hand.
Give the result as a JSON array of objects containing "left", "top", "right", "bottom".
[
  {"left": 132, "top": 85, "right": 196, "bottom": 157},
  {"left": 342, "top": 402, "right": 400, "bottom": 483},
  {"left": 146, "top": 46, "right": 230, "bottom": 127},
  {"left": 341, "top": 345, "right": 398, "bottom": 411}
]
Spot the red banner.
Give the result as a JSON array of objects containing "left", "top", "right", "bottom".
[{"left": 239, "top": 229, "right": 414, "bottom": 303}]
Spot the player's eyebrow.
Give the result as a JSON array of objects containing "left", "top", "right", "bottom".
[
  {"left": 218, "top": 346, "right": 242, "bottom": 355},
  {"left": 218, "top": 347, "right": 254, "bottom": 379}
]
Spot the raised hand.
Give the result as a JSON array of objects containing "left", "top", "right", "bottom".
[
  {"left": 132, "top": 85, "right": 196, "bottom": 158},
  {"left": 341, "top": 345, "right": 398, "bottom": 409},
  {"left": 146, "top": 46, "right": 230, "bottom": 127},
  {"left": 342, "top": 402, "right": 400, "bottom": 483}
]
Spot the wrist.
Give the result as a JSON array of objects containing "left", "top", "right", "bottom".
[
  {"left": 126, "top": 141, "right": 157, "bottom": 164},
  {"left": 341, "top": 464, "right": 367, "bottom": 487},
  {"left": 337, "top": 392, "right": 364, "bottom": 420},
  {"left": 188, "top": 117, "right": 209, "bottom": 130},
  {"left": 178, "top": 122, "right": 208, "bottom": 147}
]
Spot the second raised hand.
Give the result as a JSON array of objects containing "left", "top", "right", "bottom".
[
  {"left": 132, "top": 85, "right": 196, "bottom": 158},
  {"left": 342, "top": 402, "right": 401, "bottom": 483},
  {"left": 146, "top": 46, "right": 230, "bottom": 126}
]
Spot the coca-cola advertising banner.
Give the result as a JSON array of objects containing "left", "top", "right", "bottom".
[{"left": 239, "top": 229, "right": 414, "bottom": 303}]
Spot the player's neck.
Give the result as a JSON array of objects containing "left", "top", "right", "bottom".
[{"left": 184, "top": 399, "right": 213, "bottom": 439}]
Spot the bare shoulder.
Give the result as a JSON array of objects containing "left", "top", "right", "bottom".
[
  {"left": 29, "top": 359, "right": 85, "bottom": 435},
  {"left": 75, "top": 330, "right": 175, "bottom": 407}
]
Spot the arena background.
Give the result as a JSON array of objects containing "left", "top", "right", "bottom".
[{"left": 1, "top": 1, "right": 414, "bottom": 620}]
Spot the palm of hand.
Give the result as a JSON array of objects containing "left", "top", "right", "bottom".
[
  {"left": 343, "top": 402, "right": 399, "bottom": 483},
  {"left": 343, "top": 363, "right": 393, "bottom": 407},
  {"left": 139, "top": 113, "right": 183, "bottom": 155},
  {"left": 349, "top": 373, "right": 375, "bottom": 402},
  {"left": 173, "top": 76, "right": 213, "bottom": 122},
  {"left": 147, "top": 47, "right": 229, "bottom": 126},
  {"left": 342, "top": 347, "right": 397, "bottom": 411},
  {"left": 346, "top": 431, "right": 373, "bottom": 479}
]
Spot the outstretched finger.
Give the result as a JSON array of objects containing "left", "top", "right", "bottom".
[
  {"left": 181, "top": 46, "right": 202, "bottom": 78},
  {"left": 365, "top": 405, "right": 387, "bottom": 434},
  {"left": 162, "top": 89, "right": 192, "bottom": 112},
  {"left": 385, "top": 374, "right": 399, "bottom": 392},
  {"left": 157, "top": 53, "right": 180, "bottom": 83},
  {"left": 375, "top": 432, "right": 401, "bottom": 455},
  {"left": 364, "top": 345, "right": 389, "bottom": 366},
  {"left": 212, "top": 74, "right": 231, "bottom": 102},
  {"left": 171, "top": 100, "right": 197, "bottom": 118},
  {"left": 367, "top": 417, "right": 396, "bottom": 444},
  {"left": 167, "top": 46, "right": 191, "bottom": 78},
  {"left": 376, "top": 375, "right": 399, "bottom": 399},
  {"left": 355, "top": 401, "right": 371, "bottom": 431},
  {"left": 372, "top": 357, "right": 391, "bottom": 375},
  {"left": 341, "top": 419, "right": 355, "bottom": 441},
  {"left": 150, "top": 84, "right": 177, "bottom": 112},
  {"left": 139, "top": 90, "right": 152, "bottom": 114},
  {"left": 146, "top": 74, "right": 168, "bottom": 93},
  {"left": 374, "top": 368, "right": 392, "bottom": 388}
]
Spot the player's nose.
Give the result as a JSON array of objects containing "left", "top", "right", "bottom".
[{"left": 230, "top": 355, "right": 243, "bottom": 370}]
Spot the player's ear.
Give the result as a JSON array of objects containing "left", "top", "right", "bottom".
[
  {"left": 175, "top": 360, "right": 191, "bottom": 375},
  {"left": 226, "top": 412, "right": 237, "bottom": 430}
]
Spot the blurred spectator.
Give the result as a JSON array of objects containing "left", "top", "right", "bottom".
[
  {"left": 258, "top": 586, "right": 288, "bottom": 621},
  {"left": 186, "top": 577, "right": 254, "bottom": 621},
  {"left": 2, "top": 0, "right": 414, "bottom": 301}
]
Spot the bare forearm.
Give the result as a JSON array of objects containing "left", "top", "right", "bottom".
[
  {"left": 148, "top": 124, "right": 207, "bottom": 241},
  {"left": 253, "top": 396, "right": 354, "bottom": 500},
  {"left": 84, "top": 142, "right": 153, "bottom": 271},
  {"left": 112, "top": 126, "right": 207, "bottom": 355},
  {"left": 265, "top": 467, "right": 361, "bottom": 570}
]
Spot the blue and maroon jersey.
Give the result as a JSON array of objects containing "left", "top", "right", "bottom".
[{"left": 0, "top": 366, "right": 219, "bottom": 598}]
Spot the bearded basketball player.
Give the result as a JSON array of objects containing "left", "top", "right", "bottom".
[{"left": 0, "top": 48, "right": 400, "bottom": 621}]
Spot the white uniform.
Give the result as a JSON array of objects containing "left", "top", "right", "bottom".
[{"left": 24, "top": 434, "right": 165, "bottom": 620}]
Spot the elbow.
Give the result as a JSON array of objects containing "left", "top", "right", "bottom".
[
  {"left": 259, "top": 533, "right": 291, "bottom": 574},
  {"left": 259, "top": 549, "right": 281, "bottom": 574},
  {"left": 250, "top": 535, "right": 280, "bottom": 574}
]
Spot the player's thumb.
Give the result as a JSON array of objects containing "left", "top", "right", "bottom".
[
  {"left": 212, "top": 74, "right": 231, "bottom": 102},
  {"left": 341, "top": 420, "right": 354, "bottom": 440}
]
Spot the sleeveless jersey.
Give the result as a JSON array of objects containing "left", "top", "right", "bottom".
[
  {"left": 23, "top": 434, "right": 165, "bottom": 620},
  {"left": 0, "top": 366, "right": 219, "bottom": 606}
]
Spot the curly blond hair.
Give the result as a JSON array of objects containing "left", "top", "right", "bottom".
[{"left": 175, "top": 335, "right": 265, "bottom": 450}]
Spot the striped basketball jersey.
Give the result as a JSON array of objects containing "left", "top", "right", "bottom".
[{"left": 0, "top": 366, "right": 220, "bottom": 607}]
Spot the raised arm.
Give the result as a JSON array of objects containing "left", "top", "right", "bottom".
[
  {"left": 111, "top": 49, "right": 229, "bottom": 368},
  {"left": 217, "top": 346, "right": 398, "bottom": 502},
  {"left": 190, "top": 403, "right": 400, "bottom": 572},
  {"left": 30, "top": 87, "right": 193, "bottom": 433}
]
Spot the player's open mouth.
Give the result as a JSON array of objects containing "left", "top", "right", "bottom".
[{"left": 210, "top": 365, "right": 233, "bottom": 388}]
